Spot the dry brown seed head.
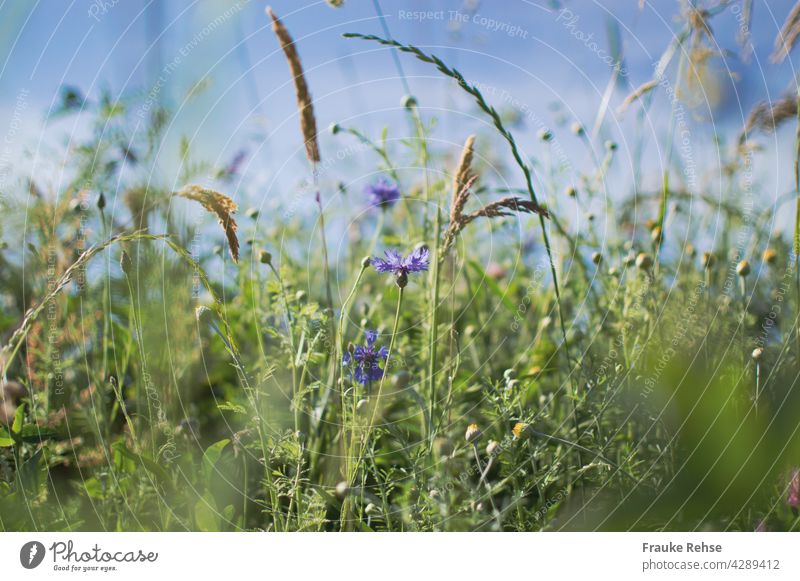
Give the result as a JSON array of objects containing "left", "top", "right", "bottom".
[{"left": 268, "top": 8, "right": 320, "bottom": 164}]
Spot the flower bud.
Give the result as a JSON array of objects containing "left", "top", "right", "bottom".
[
  {"left": 120, "top": 250, "right": 132, "bottom": 275},
  {"left": 401, "top": 95, "right": 417, "bottom": 109},
  {"left": 465, "top": 423, "right": 481, "bottom": 443},
  {"left": 736, "top": 260, "right": 751, "bottom": 277},
  {"left": 335, "top": 481, "right": 350, "bottom": 499},
  {"left": 635, "top": 252, "right": 653, "bottom": 271}
]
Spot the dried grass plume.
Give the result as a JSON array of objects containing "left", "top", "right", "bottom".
[
  {"left": 268, "top": 7, "right": 321, "bottom": 164},
  {"left": 772, "top": 1, "right": 800, "bottom": 63},
  {"left": 176, "top": 185, "right": 239, "bottom": 262}
]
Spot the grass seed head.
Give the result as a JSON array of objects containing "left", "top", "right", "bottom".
[
  {"left": 268, "top": 8, "right": 320, "bottom": 164},
  {"left": 176, "top": 185, "right": 239, "bottom": 262}
]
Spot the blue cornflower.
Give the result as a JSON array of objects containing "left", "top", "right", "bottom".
[
  {"left": 343, "top": 330, "right": 389, "bottom": 385},
  {"left": 372, "top": 247, "right": 430, "bottom": 288},
  {"left": 365, "top": 178, "right": 401, "bottom": 209}
]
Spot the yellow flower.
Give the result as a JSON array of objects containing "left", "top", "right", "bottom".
[{"left": 512, "top": 422, "right": 529, "bottom": 439}]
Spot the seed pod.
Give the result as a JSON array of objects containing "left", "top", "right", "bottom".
[
  {"left": 702, "top": 251, "right": 716, "bottom": 269},
  {"left": 538, "top": 128, "right": 553, "bottom": 142},
  {"left": 97, "top": 191, "right": 106, "bottom": 210},
  {"left": 361, "top": 256, "right": 371, "bottom": 268},
  {"left": 591, "top": 251, "right": 602, "bottom": 265},
  {"left": 571, "top": 121, "right": 585, "bottom": 136},
  {"left": 763, "top": 248, "right": 777, "bottom": 265},
  {"left": 486, "top": 440, "right": 500, "bottom": 456},
  {"left": 258, "top": 249, "right": 272, "bottom": 265},
  {"left": 752, "top": 347, "right": 764, "bottom": 361}
]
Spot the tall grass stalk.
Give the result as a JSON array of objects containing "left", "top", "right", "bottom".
[{"left": 342, "top": 33, "right": 583, "bottom": 466}]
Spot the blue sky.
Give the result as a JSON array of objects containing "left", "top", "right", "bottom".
[{"left": 1, "top": 0, "right": 799, "bottom": 236}]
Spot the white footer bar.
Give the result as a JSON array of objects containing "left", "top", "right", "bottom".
[{"left": 1, "top": 532, "right": 797, "bottom": 579}]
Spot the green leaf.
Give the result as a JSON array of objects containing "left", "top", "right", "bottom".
[
  {"left": 18, "top": 448, "right": 44, "bottom": 496},
  {"left": 111, "top": 441, "right": 173, "bottom": 490},
  {"left": 19, "top": 425, "right": 57, "bottom": 443},
  {"left": 202, "top": 439, "right": 230, "bottom": 483},
  {"left": 83, "top": 477, "right": 106, "bottom": 500},
  {"left": 11, "top": 403, "right": 25, "bottom": 437},
  {"left": 0, "top": 427, "right": 14, "bottom": 447},
  {"left": 194, "top": 495, "right": 218, "bottom": 532}
]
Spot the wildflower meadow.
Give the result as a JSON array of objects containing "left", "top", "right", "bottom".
[{"left": 2, "top": 0, "right": 800, "bottom": 536}]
